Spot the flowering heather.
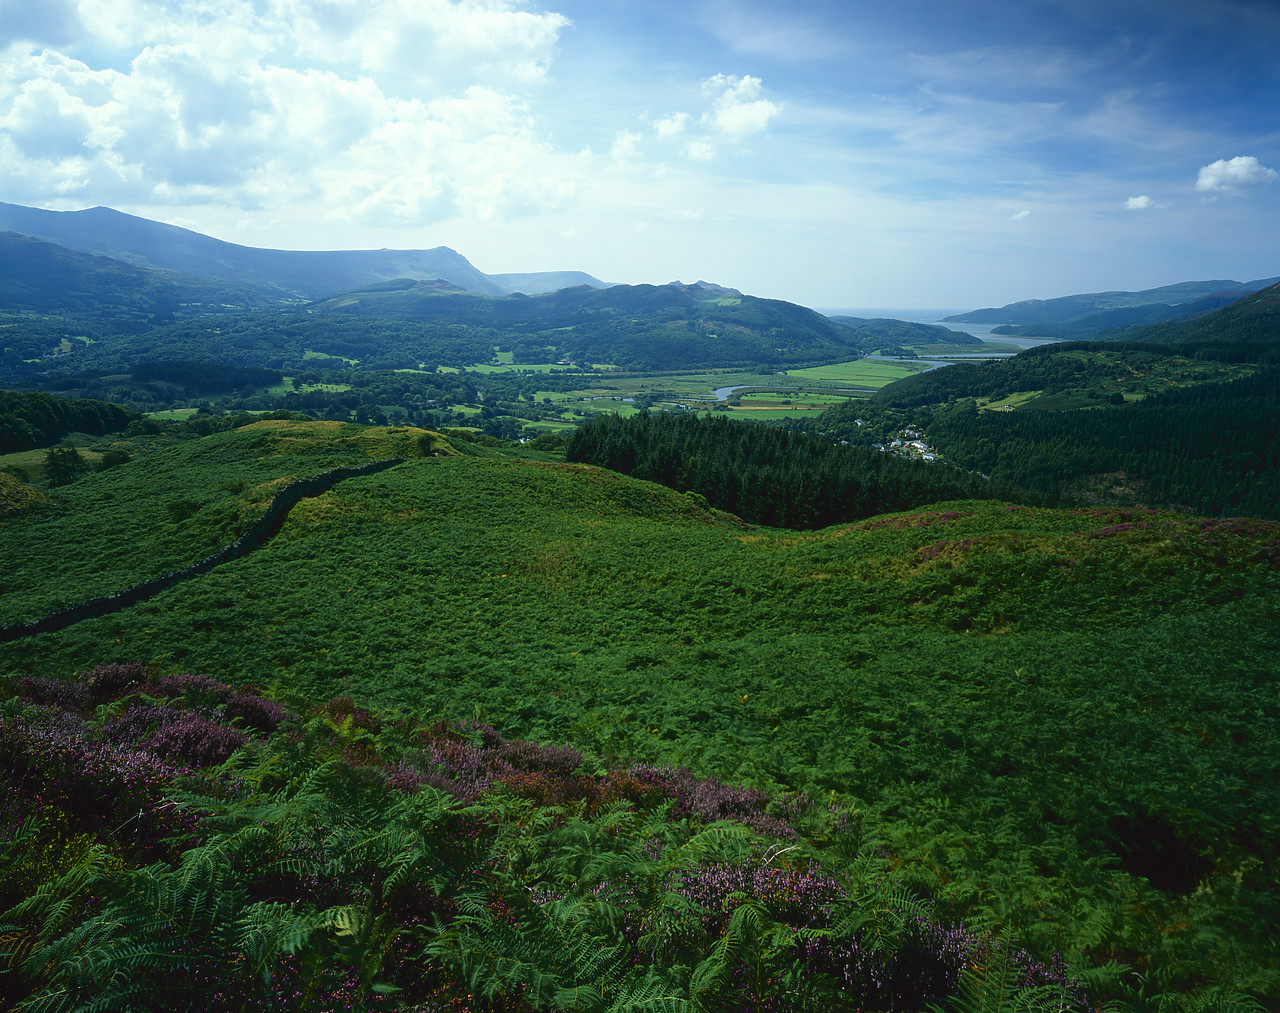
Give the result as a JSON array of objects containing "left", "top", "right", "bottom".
[
  {"left": 82, "top": 660, "right": 150, "bottom": 702},
  {"left": 675, "top": 858, "right": 846, "bottom": 933},
  {"left": 627, "top": 765, "right": 795, "bottom": 838},
  {"left": 1199, "top": 516, "right": 1280, "bottom": 565},
  {"left": 0, "top": 662, "right": 1107, "bottom": 1013},
  {"left": 858, "top": 511, "right": 971, "bottom": 532},
  {"left": 153, "top": 671, "right": 233, "bottom": 707},
  {"left": 102, "top": 702, "right": 172, "bottom": 745},
  {"left": 490, "top": 728, "right": 583, "bottom": 776},
  {"left": 1, "top": 706, "right": 191, "bottom": 858},
  {"left": 16, "top": 675, "right": 89, "bottom": 711},
  {"left": 146, "top": 710, "right": 250, "bottom": 767},
  {"left": 224, "top": 691, "right": 288, "bottom": 733},
  {"left": 796, "top": 915, "right": 981, "bottom": 1011}
]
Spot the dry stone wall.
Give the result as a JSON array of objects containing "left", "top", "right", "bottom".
[{"left": 1, "top": 457, "right": 406, "bottom": 642}]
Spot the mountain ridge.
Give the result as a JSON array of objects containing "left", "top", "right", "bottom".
[
  {"left": 945, "top": 276, "right": 1280, "bottom": 328},
  {"left": 0, "top": 201, "right": 609, "bottom": 301}
]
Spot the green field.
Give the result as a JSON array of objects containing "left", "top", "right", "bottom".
[
  {"left": 145, "top": 407, "right": 199, "bottom": 420},
  {"left": 784, "top": 358, "right": 927, "bottom": 384}
]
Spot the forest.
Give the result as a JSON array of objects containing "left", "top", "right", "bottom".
[{"left": 564, "top": 412, "right": 1033, "bottom": 528}]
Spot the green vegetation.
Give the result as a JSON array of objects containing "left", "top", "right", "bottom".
[
  {"left": 1, "top": 421, "right": 1277, "bottom": 1011},
  {"left": 0, "top": 232, "right": 278, "bottom": 326},
  {"left": 2, "top": 238, "right": 1279, "bottom": 1010},
  {"left": 310, "top": 281, "right": 875, "bottom": 371},
  {"left": 782, "top": 359, "right": 927, "bottom": 384},
  {"left": 0, "top": 663, "right": 1091, "bottom": 1013},
  {"left": 565, "top": 412, "right": 1031, "bottom": 528},
  {"left": 1, "top": 390, "right": 139, "bottom": 452},
  {"left": 944, "top": 277, "right": 1280, "bottom": 330},
  {"left": 799, "top": 342, "right": 1280, "bottom": 519}
]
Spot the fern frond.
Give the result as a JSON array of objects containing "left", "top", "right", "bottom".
[
  {"left": 1180, "top": 987, "right": 1267, "bottom": 1013},
  {"left": 667, "top": 824, "right": 755, "bottom": 867},
  {"left": 689, "top": 896, "right": 769, "bottom": 1003}
]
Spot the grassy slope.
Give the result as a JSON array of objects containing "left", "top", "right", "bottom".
[{"left": 1, "top": 422, "right": 1278, "bottom": 996}]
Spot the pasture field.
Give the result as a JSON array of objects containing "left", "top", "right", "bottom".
[
  {"left": 784, "top": 358, "right": 926, "bottom": 384},
  {"left": 976, "top": 391, "right": 1041, "bottom": 411}
]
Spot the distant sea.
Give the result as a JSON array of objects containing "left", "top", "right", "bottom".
[
  {"left": 815, "top": 308, "right": 966, "bottom": 322},
  {"left": 815, "top": 307, "right": 1057, "bottom": 350},
  {"left": 816, "top": 307, "right": 1003, "bottom": 340}
]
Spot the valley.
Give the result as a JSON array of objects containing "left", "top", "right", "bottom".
[{"left": 0, "top": 207, "right": 1277, "bottom": 1013}]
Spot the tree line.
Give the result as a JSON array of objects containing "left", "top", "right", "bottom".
[{"left": 566, "top": 411, "right": 1031, "bottom": 528}]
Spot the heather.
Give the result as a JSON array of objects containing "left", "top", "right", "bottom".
[{"left": 0, "top": 663, "right": 1086, "bottom": 1012}]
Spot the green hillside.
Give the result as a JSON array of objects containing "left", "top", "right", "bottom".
[
  {"left": 796, "top": 287, "right": 1280, "bottom": 517},
  {"left": 944, "top": 277, "right": 1280, "bottom": 326},
  {"left": 0, "top": 231, "right": 282, "bottom": 322},
  {"left": 309, "top": 280, "right": 874, "bottom": 369},
  {"left": 1, "top": 420, "right": 1277, "bottom": 1010},
  {"left": 1115, "top": 280, "right": 1280, "bottom": 358}
]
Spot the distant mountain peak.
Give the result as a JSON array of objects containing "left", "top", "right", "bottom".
[
  {"left": 666, "top": 280, "right": 743, "bottom": 297},
  {"left": 0, "top": 201, "right": 602, "bottom": 302}
]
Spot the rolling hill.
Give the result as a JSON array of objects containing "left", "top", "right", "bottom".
[
  {"left": 800, "top": 283, "right": 1280, "bottom": 518},
  {"left": 0, "top": 418, "right": 1276, "bottom": 1009},
  {"left": 0, "top": 231, "right": 279, "bottom": 320},
  {"left": 308, "top": 278, "right": 876, "bottom": 369}
]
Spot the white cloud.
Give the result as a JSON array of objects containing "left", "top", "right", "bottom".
[
  {"left": 700, "top": 73, "right": 780, "bottom": 139},
  {"left": 1125, "top": 195, "right": 1152, "bottom": 209},
  {"left": 281, "top": 0, "right": 570, "bottom": 89},
  {"left": 0, "top": 0, "right": 577, "bottom": 224},
  {"left": 1011, "top": 209, "right": 1030, "bottom": 221},
  {"left": 685, "top": 139, "right": 716, "bottom": 162},
  {"left": 610, "top": 129, "right": 642, "bottom": 162},
  {"left": 1195, "top": 155, "right": 1277, "bottom": 193},
  {"left": 653, "top": 112, "right": 689, "bottom": 139}
]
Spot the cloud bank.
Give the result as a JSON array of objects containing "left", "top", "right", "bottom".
[{"left": 0, "top": 0, "right": 576, "bottom": 222}]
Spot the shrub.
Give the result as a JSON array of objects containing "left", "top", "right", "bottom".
[
  {"left": 83, "top": 661, "right": 150, "bottom": 703},
  {"left": 224, "top": 692, "right": 288, "bottom": 733}
]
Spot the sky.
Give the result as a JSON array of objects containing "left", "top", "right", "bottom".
[{"left": 1, "top": 0, "right": 1278, "bottom": 310}]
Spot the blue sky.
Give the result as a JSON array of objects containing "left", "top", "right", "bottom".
[{"left": 1, "top": 0, "right": 1277, "bottom": 309}]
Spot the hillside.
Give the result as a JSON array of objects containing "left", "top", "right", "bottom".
[
  {"left": 309, "top": 279, "right": 874, "bottom": 369},
  {"left": 797, "top": 286, "right": 1280, "bottom": 517},
  {"left": 944, "top": 276, "right": 1280, "bottom": 330},
  {"left": 1115, "top": 279, "right": 1280, "bottom": 357},
  {"left": 488, "top": 269, "right": 611, "bottom": 294},
  {"left": 829, "top": 315, "right": 982, "bottom": 346},
  {"left": 0, "top": 419, "right": 1277, "bottom": 1010},
  {"left": 0, "top": 232, "right": 280, "bottom": 321}
]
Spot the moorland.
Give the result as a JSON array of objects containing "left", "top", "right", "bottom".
[{"left": 0, "top": 209, "right": 1277, "bottom": 1013}]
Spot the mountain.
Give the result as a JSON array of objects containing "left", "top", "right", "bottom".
[
  {"left": 307, "top": 278, "right": 874, "bottom": 369},
  {"left": 0, "top": 231, "right": 280, "bottom": 319},
  {"left": 488, "top": 270, "right": 611, "bottom": 295},
  {"left": 0, "top": 201, "right": 603, "bottom": 300},
  {"left": 829, "top": 315, "right": 981, "bottom": 345},
  {"left": 945, "top": 277, "right": 1280, "bottom": 328},
  {"left": 1117, "top": 279, "right": 1280, "bottom": 358}
]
